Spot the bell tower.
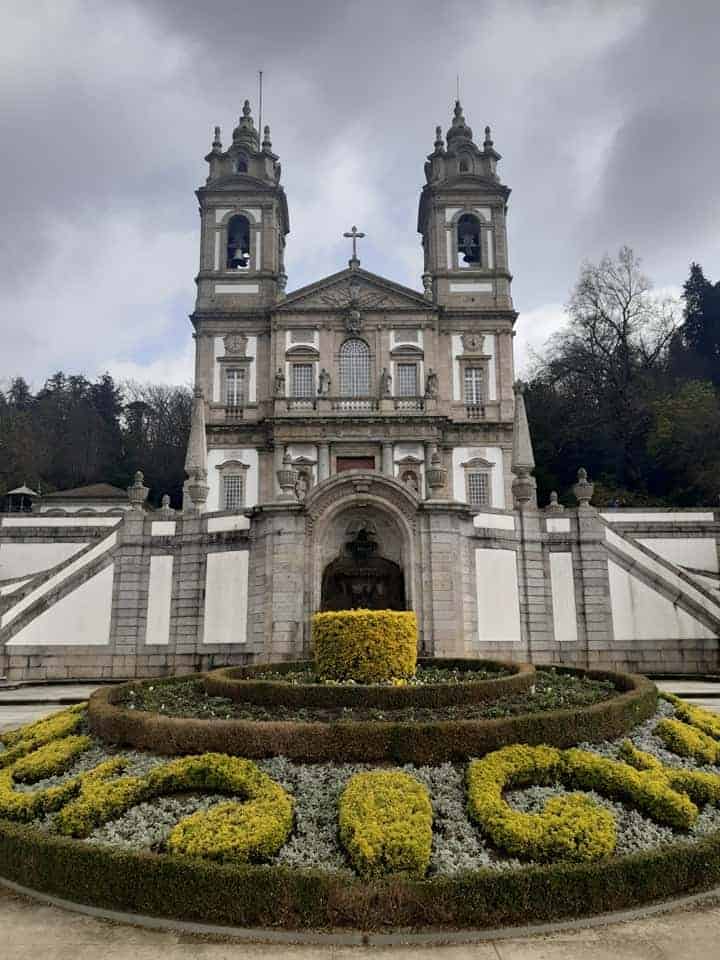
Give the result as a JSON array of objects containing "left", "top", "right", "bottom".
[
  {"left": 417, "top": 101, "right": 512, "bottom": 312},
  {"left": 194, "top": 100, "right": 290, "bottom": 313}
]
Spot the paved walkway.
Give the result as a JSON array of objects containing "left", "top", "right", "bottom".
[{"left": 3, "top": 885, "right": 720, "bottom": 958}]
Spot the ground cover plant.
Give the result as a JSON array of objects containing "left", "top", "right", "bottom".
[
  {"left": 118, "top": 668, "right": 616, "bottom": 723},
  {"left": 2, "top": 688, "right": 720, "bottom": 930}
]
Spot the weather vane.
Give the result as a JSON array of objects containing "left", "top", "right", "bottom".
[{"left": 343, "top": 225, "right": 365, "bottom": 268}]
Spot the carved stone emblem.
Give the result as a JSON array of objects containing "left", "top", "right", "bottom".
[
  {"left": 461, "top": 332, "right": 485, "bottom": 354},
  {"left": 223, "top": 333, "right": 248, "bottom": 357}
]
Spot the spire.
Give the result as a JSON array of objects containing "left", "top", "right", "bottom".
[
  {"left": 433, "top": 124, "right": 444, "bottom": 153},
  {"left": 262, "top": 124, "right": 272, "bottom": 152},
  {"left": 511, "top": 380, "right": 537, "bottom": 509},
  {"left": 232, "top": 100, "right": 259, "bottom": 151},
  {"left": 446, "top": 99, "right": 474, "bottom": 145},
  {"left": 483, "top": 125, "right": 493, "bottom": 149},
  {"left": 184, "top": 386, "right": 209, "bottom": 512}
]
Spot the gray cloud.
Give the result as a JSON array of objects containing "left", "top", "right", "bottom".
[{"left": 0, "top": 0, "right": 718, "bottom": 386}]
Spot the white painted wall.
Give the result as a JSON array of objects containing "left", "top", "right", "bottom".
[
  {"left": 212, "top": 335, "right": 257, "bottom": 403},
  {"left": 601, "top": 512, "right": 714, "bottom": 523},
  {"left": 207, "top": 448, "right": 259, "bottom": 512},
  {"left": 473, "top": 513, "right": 515, "bottom": 530},
  {"left": 547, "top": 518, "right": 571, "bottom": 533},
  {"left": 475, "top": 547, "right": 521, "bottom": 643},
  {"left": 452, "top": 446, "right": 505, "bottom": 508},
  {"left": 7, "top": 564, "right": 114, "bottom": 646},
  {"left": 0, "top": 542, "right": 87, "bottom": 581},
  {"left": 608, "top": 560, "right": 715, "bottom": 641},
  {"left": 145, "top": 556, "right": 173, "bottom": 646},
  {"left": 550, "top": 552, "right": 578, "bottom": 643},
  {"left": 637, "top": 538, "right": 718, "bottom": 573},
  {"left": 203, "top": 551, "right": 249, "bottom": 644},
  {"left": 37, "top": 503, "right": 128, "bottom": 514},
  {"left": 1, "top": 517, "right": 119, "bottom": 527},
  {"left": 451, "top": 333, "right": 496, "bottom": 402}
]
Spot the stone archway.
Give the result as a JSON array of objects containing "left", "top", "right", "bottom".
[
  {"left": 302, "top": 472, "right": 421, "bottom": 642},
  {"left": 320, "top": 523, "right": 406, "bottom": 611}
]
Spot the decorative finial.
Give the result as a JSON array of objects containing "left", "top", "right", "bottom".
[
  {"left": 546, "top": 491, "right": 565, "bottom": 514},
  {"left": 434, "top": 124, "right": 444, "bottom": 151},
  {"left": 127, "top": 470, "right": 149, "bottom": 512},
  {"left": 242, "top": 99, "right": 252, "bottom": 118},
  {"left": 484, "top": 125, "right": 493, "bottom": 149},
  {"left": 447, "top": 99, "right": 473, "bottom": 144},
  {"left": 262, "top": 124, "right": 272, "bottom": 151},
  {"left": 573, "top": 468, "right": 595, "bottom": 509},
  {"left": 212, "top": 126, "right": 222, "bottom": 152}
]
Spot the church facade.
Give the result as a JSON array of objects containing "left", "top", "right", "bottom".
[{"left": 0, "top": 101, "right": 718, "bottom": 681}]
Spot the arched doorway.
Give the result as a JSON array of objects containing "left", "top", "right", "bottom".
[{"left": 321, "top": 524, "right": 406, "bottom": 610}]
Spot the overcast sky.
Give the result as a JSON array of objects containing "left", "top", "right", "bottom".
[{"left": 2, "top": 0, "right": 719, "bottom": 389}]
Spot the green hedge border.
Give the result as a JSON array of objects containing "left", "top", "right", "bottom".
[
  {"left": 203, "top": 658, "right": 535, "bottom": 709},
  {"left": 88, "top": 667, "right": 657, "bottom": 764},
  {"left": 0, "top": 817, "right": 719, "bottom": 931}
]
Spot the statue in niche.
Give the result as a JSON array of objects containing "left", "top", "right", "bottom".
[
  {"left": 273, "top": 367, "right": 285, "bottom": 397},
  {"left": 424, "top": 367, "right": 438, "bottom": 398},
  {"left": 318, "top": 367, "right": 331, "bottom": 396},
  {"left": 401, "top": 470, "right": 419, "bottom": 494},
  {"left": 295, "top": 471, "right": 310, "bottom": 502},
  {"left": 379, "top": 367, "right": 392, "bottom": 398}
]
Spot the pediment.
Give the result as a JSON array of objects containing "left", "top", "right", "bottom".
[{"left": 278, "top": 268, "right": 432, "bottom": 313}]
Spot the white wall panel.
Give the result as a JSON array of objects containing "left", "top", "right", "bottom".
[
  {"left": 637, "top": 538, "right": 718, "bottom": 573},
  {"left": 0, "top": 542, "right": 87, "bottom": 580},
  {"left": 145, "top": 556, "right": 173, "bottom": 646},
  {"left": 550, "top": 552, "right": 578, "bottom": 643},
  {"left": 203, "top": 551, "right": 248, "bottom": 644},
  {"left": 476, "top": 548, "right": 520, "bottom": 643}
]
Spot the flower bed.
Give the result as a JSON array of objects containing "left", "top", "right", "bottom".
[
  {"left": 1, "top": 695, "right": 720, "bottom": 931},
  {"left": 203, "top": 658, "right": 534, "bottom": 710},
  {"left": 89, "top": 667, "right": 656, "bottom": 764}
]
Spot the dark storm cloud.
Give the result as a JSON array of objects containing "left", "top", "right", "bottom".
[{"left": 0, "top": 0, "right": 718, "bottom": 383}]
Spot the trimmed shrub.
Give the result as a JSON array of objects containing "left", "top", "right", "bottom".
[
  {"left": 338, "top": 771, "right": 432, "bottom": 879},
  {"left": 312, "top": 609, "right": 417, "bottom": 683},
  {"left": 466, "top": 745, "right": 616, "bottom": 862},
  {"left": 89, "top": 668, "right": 657, "bottom": 765},
  {"left": 204, "top": 658, "right": 535, "bottom": 710},
  {"left": 656, "top": 717, "right": 720, "bottom": 765},
  {"left": 0, "top": 737, "right": 93, "bottom": 822},
  {"left": 55, "top": 752, "right": 293, "bottom": 859},
  {"left": 664, "top": 694, "right": 720, "bottom": 740},
  {"left": 11, "top": 734, "right": 92, "bottom": 784},
  {"left": 0, "top": 703, "right": 86, "bottom": 770}
]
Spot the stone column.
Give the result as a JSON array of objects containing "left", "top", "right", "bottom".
[
  {"left": 381, "top": 441, "right": 393, "bottom": 477},
  {"left": 318, "top": 442, "right": 330, "bottom": 481},
  {"left": 273, "top": 444, "right": 284, "bottom": 498},
  {"left": 423, "top": 441, "right": 434, "bottom": 499}
]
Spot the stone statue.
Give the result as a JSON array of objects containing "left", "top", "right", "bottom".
[
  {"left": 273, "top": 367, "right": 285, "bottom": 397},
  {"left": 379, "top": 367, "right": 392, "bottom": 398},
  {"left": 318, "top": 367, "right": 331, "bottom": 396},
  {"left": 422, "top": 272, "right": 433, "bottom": 298},
  {"left": 295, "top": 472, "right": 310, "bottom": 501},
  {"left": 425, "top": 367, "right": 438, "bottom": 398}
]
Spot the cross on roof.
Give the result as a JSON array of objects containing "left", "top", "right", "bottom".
[{"left": 343, "top": 225, "right": 365, "bottom": 268}]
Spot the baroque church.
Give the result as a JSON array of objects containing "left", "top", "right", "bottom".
[{"left": 1, "top": 100, "right": 717, "bottom": 681}]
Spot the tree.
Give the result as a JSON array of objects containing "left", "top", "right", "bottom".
[
  {"left": 647, "top": 380, "right": 720, "bottom": 505},
  {"left": 526, "top": 246, "right": 678, "bottom": 502},
  {"left": 670, "top": 263, "right": 720, "bottom": 385}
]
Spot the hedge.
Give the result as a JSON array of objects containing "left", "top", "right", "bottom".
[
  {"left": 89, "top": 668, "right": 657, "bottom": 765},
  {"left": 1, "top": 817, "right": 720, "bottom": 931},
  {"left": 204, "top": 658, "right": 536, "bottom": 710},
  {"left": 313, "top": 609, "right": 418, "bottom": 682}
]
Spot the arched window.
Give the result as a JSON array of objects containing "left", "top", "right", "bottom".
[
  {"left": 234, "top": 155, "right": 248, "bottom": 173},
  {"left": 457, "top": 213, "right": 481, "bottom": 267},
  {"left": 339, "top": 339, "right": 370, "bottom": 396},
  {"left": 226, "top": 215, "right": 251, "bottom": 269},
  {"left": 459, "top": 158, "right": 470, "bottom": 173}
]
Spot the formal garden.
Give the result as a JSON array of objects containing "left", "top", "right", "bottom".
[{"left": 1, "top": 609, "right": 720, "bottom": 933}]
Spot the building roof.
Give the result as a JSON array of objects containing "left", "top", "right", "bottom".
[
  {"left": 7, "top": 485, "right": 40, "bottom": 497},
  {"left": 43, "top": 483, "right": 127, "bottom": 501}
]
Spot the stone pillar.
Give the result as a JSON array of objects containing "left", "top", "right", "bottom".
[
  {"left": 318, "top": 442, "right": 330, "bottom": 481},
  {"left": 423, "top": 441, "right": 434, "bottom": 499},
  {"left": 273, "top": 444, "right": 284, "bottom": 498},
  {"left": 381, "top": 442, "right": 393, "bottom": 477}
]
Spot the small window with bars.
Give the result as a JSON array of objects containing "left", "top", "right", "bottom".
[
  {"left": 225, "top": 367, "right": 247, "bottom": 406},
  {"left": 463, "top": 366, "right": 485, "bottom": 404},
  {"left": 291, "top": 363, "right": 314, "bottom": 398},
  {"left": 466, "top": 471, "right": 490, "bottom": 508},
  {"left": 290, "top": 329, "right": 314, "bottom": 344},
  {"left": 222, "top": 474, "right": 245, "bottom": 511},
  {"left": 397, "top": 363, "right": 418, "bottom": 397}
]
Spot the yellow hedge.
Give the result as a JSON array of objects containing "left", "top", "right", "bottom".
[
  {"left": 312, "top": 609, "right": 417, "bottom": 683},
  {"left": 338, "top": 770, "right": 432, "bottom": 879}
]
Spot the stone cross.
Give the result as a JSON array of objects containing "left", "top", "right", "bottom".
[{"left": 343, "top": 225, "right": 365, "bottom": 268}]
